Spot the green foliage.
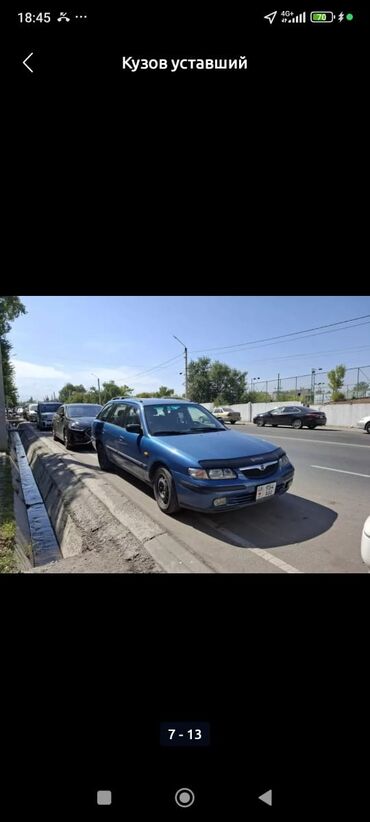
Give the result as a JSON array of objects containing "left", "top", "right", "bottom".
[
  {"left": 1, "top": 339, "right": 19, "bottom": 406},
  {"left": 58, "top": 383, "right": 86, "bottom": 403},
  {"left": 327, "top": 364, "right": 346, "bottom": 401},
  {"left": 243, "top": 390, "right": 272, "bottom": 403},
  {"left": 0, "top": 296, "right": 26, "bottom": 337},
  {"left": 0, "top": 296, "right": 26, "bottom": 408},
  {"left": 188, "top": 358, "right": 247, "bottom": 404},
  {"left": 101, "top": 382, "right": 134, "bottom": 403}
]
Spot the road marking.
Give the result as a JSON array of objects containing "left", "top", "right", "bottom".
[
  {"left": 311, "top": 465, "right": 370, "bottom": 478},
  {"left": 203, "top": 520, "right": 303, "bottom": 574},
  {"left": 247, "top": 434, "right": 370, "bottom": 449}
]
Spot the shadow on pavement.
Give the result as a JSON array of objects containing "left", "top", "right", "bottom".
[{"left": 190, "top": 493, "right": 338, "bottom": 550}]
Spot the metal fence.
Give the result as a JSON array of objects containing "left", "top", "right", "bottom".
[{"left": 248, "top": 365, "right": 370, "bottom": 404}]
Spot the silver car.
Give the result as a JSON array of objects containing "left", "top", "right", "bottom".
[{"left": 356, "top": 414, "right": 370, "bottom": 434}]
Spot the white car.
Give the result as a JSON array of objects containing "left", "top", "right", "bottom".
[
  {"left": 356, "top": 414, "right": 370, "bottom": 434},
  {"left": 361, "top": 516, "right": 370, "bottom": 568}
]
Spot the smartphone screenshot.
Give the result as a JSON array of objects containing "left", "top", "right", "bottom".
[{"left": 4, "top": 4, "right": 369, "bottom": 818}]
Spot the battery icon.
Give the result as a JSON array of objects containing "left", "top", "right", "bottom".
[{"left": 310, "top": 11, "right": 335, "bottom": 22}]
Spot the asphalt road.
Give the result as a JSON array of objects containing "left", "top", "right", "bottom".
[{"left": 35, "top": 424, "right": 370, "bottom": 573}]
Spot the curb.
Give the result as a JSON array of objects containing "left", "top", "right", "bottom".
[{"left": 17, "top": 424, "right": 212, "bottom": 573}]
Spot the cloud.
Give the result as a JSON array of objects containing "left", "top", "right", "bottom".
[
  {"left": 11, "top": 358, "right": 183, "bottom": 401},
  {"left": 12, "top": 360, "right": 69, "bottom": 380}
]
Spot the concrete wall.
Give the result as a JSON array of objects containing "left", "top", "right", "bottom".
[
  {"left": 309, "top": 403, "right": 370, "bottom": 427},
  {"left": 200, "top": 400, "right": 369, "bottom": 427}
]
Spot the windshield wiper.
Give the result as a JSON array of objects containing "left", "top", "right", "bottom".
[
  {"left": 152, "top": 430, "right": 186, "bottom": 436},
  {"left": 189, "top": 427, "right": 225, "bottom": 433}
]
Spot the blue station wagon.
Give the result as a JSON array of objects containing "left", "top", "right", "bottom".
[{"left": 91, "top": 398, "right": 295, "bottom": 515}]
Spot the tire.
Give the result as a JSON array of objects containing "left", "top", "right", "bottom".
[
  {"left": 292, "top": 419, "right": 303, "bottom": 429},
  {"left": 97, "top": 442, "right": 112, "bottom": 471},
  {"left": 272, "top": 424, "right": 278, "bottom": 428},
  {"left": 230, "top": 420, "right": 236, "bottom": 425},
  {"left": 153, "top": 466, "right": 180, "bottom": 515},
  {"left": 256, "top": 419, "right": 265, "bottom": 427},
  {"left": 63, "top": 427, "right": 74, "bottom": 450},
  {"left": 53, "top": 428, "right": 58, "bottom": 441},
  {"left": 366, "top": 422, "right": 370, "bottom": 434},
  {"left": 308, "top": 424, "right": 316, "bottom": 430}
]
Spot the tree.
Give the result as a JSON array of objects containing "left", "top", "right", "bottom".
[
  {"left": 188, "top": 358, "right": 247, "bottom": 404},
  {"left": 100, "top": 382, "right": 134, "bottom": 404},
  {"left": 1, "top": 297, "right": 26, "bottom": 449},
  {"left": 58, "top": 383, "right": 86, "bottom": 403},
  {"left": 187, "top": 357, "right": 213, "bottom": 402},
  {"left": 209, "top": 361, "right": 247, "bottom": 404},
  {"left": 156, "top": 386, "right": 175, "bottom": 397},
  {"left": 327, "top": 364, "right": 346, "bottom": 402}
]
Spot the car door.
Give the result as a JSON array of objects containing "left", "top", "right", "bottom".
[
  {"left": 55, "top": 406, "right": 65, "bottom": 437},
  {"left": 118, "top": 404, "right": 148, "bottom": 481},
  {"left": 269, "top": 407, "right": 285, "bottom": 425},
  {"left": 101, "top": 403, "right": 131, "bottom": 470}
]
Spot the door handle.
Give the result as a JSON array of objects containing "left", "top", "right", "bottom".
[{"left": 119, "top": 436, "right": 126, "bottom": 442}]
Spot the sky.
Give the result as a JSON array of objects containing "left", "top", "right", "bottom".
[{"left": 7, "top": 296, "right": 370, "bottom": 401}]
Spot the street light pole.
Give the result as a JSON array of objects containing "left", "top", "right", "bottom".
[
  {"left": 91, "top": 373, "right": 101, "bottom": 404},
  {"left": 311, "top": 368, "right": 322, "bottom": 403},
  {"left": 173, "top": 336, "right": 188, "bottom": 398}
]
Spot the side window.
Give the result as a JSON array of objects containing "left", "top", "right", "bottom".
[
  {"left": 109, "top": 404, "right": 130, "bottom": 428},
  {"left": 126, "top": 405, "right": 141, "bottom": 426},
  {"left": 97, "top": 403, "right": 114, "bottom": 421},
  {"left": 188, "top": 406, "right": 217, "bottom": 427}
]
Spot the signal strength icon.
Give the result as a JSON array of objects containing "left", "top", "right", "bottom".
[{"left": 287, "top": 11, "right": 307, "bottom": 23}]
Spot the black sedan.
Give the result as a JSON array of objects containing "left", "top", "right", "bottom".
[
  {"left": 53, "top": 403, "right": 102, "bottom": 449},
  {"left": 253, "top": 405, "right": 327, "bottom": 430}
]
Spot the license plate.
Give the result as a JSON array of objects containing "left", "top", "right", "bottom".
[{"left": 256, "top": 482, "right": 276, "bottom": 500}]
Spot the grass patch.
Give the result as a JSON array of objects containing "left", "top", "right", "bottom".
[{"left": 0, "top": 454, "right": 17, "bottom": 573}]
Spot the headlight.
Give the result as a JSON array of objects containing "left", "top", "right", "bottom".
[
  {"left": 279, "top": 454, "right": 290, "bottom": 468},
  {"left": 208, "top": 468, "right": 237, "bottom": 479},
  {"left": 188, "top": 467, "right": 237, "bottom": 480},
  {"left": 71, "top": 422, "right": 81, "bottom": 428}
]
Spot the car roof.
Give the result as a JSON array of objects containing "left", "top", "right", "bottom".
[{"left": 108, "top": 397, "right": 191, "bottom": 406}]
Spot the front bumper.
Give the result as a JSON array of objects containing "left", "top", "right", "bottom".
[
  {"left": 172, "top": 467, "right": 294, "bottom": 512},
  {"left": 39, "top": 419, "right": 54, "bottom": 429},
  {"left": 69, "top": 427, "right": 92, "bottom": 445}
]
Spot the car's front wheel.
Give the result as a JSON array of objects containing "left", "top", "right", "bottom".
[
  {"left": 256, "top": 419, "right": 265, "bottom": 427},
  {"left": 63, "top": 428, "right": 74, "bottom": 450},
  {"left": 292, "top": 419, "right": 303, "bottom": 429},
  {"left": 153, "top": 467, "right": 180, "bottom": 515},
  {"left": 97, "top": 442, "right": 112, "bottom": 471},
  {"left": 366, "top": 422, "right": 370, "bottom": 434},
  {"left": 230, "top": 420, "right": 236, "bottom": 425}
]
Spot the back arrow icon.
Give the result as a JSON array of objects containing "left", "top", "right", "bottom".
[{"left": 23, "top": 52, "right": 34, "bottom": 73}]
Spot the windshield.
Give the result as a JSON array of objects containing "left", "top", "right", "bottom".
[
  {"left": 29, "top": 404, "right": 37, "bottom": 411},
  {"left": 67, "top": 404, "right": 102, "bottom": 418},
  {"left": 144, "top": 403, "right": 226, "bottom": 435},
  {"left": 39, "top": 403, "right": 61, "bottom": 413}
]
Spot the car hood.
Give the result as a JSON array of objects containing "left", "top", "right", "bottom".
[
  {"left": 68, "top": 416, "right": 96, "bottom": 426},
  {"left": 153, "top": 430, "right": 281, "bottom": 462}
]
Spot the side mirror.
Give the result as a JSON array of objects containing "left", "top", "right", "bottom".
[{"left": 126, "top": 424, "right": 143, "bottom": 435}]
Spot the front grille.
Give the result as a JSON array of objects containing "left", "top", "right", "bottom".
[{"left": 240, "top": 461, "right": 278, "bottom": 479}]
